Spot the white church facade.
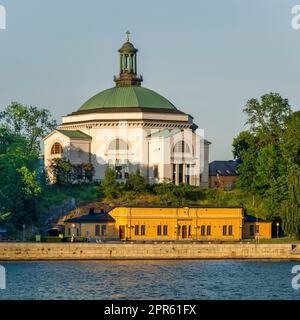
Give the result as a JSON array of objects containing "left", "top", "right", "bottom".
[{"left": 44, "top": 34, "right": 210, "bottom": 187}]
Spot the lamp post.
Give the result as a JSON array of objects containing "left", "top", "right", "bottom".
[
  {"left": 22, "top": 224, "right": 26, "bottom": 242},
  {"left": 276, "top": 222, "right": 280, "bottom": 239},
  {"left": 71, "top": 223, "right": 76, "bottom": 243}
]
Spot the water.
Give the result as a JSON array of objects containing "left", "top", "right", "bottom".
[{"left": 0, "top": 260, "right": 299, "bottom": 300}]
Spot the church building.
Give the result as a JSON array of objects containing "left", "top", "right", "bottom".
[{"left": 44, "top": 33, "right": 210, "bottom": 186}]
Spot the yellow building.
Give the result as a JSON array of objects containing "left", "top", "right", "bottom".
[
  {"left": 64, "top": 205, "right": 272, "bottom": 241},
  {"left": 243, "top": 215, "right": 272, "bottom": 240}
]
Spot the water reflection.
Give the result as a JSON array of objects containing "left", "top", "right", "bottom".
[{"left": 0, "top": 260, "right": 299, "bottom": 300}]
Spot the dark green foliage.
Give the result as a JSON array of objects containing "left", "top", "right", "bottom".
[
  {"left": 0, "top": 102, "right": 56, "bottom": 233},
  {"left": 153, "top": 184, "right": 204, "bottom": 205},
  {"left": 233, "top": 93, "right": 300, "bottom": 225},
  {"left": 0, "top": 102, "right": 57, "bottom": 151},
  {"left": 283, "top": 166, "right": 300, "bottom": 239},
  {"left": 0, "top": 128, "right": 42, "bottom": 229},
  {"left": 49, "top": 158, "right": 73, "bottom": 186},
  {"left": 49, "top": 158, "right": 95, "bottom": 185},
  {"left": 281, "top": 111, "right": 300, "bottom": 166},
  {"left": 101, "top": 168, "right": 121, "bottom": 199},
  {"left": 126, "top": 170, "right": 147, "bottom": 194}
]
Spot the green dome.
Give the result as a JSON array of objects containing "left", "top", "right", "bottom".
[
  {"left": 119, "top": 41, "right": 137, "bottom": 53},
  {"left": 79, "top": 86, "right": 177, "bottom": 111}
]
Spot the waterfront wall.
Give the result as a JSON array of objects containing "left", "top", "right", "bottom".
[{"left": 1, "top": 243, "right": 300, "bottom": 261}]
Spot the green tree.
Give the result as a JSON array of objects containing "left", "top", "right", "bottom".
[
  {"left": 283, "top": 166, "right": 300, "bottom": 239},
  {"left": 0, "top": 102, "right": 57, "bottom": 151},
  {"left": 233, "top": 93, "right": 292, "bottom": 218},
  {"left": 101, "top": 168, "right": 119, "bottom": 199},
  {"left": 0, "top": 127, "right": 41, "bottom": 229},
  {"left": 126, "top": 170, "right": 147, "bottom": 194},
  {"left": 49, "top": 158, "right": 73, "bottom": 186},
  {"left": 243, "top": 92, "right": 291, "bottom": 143},
  {"left": 281, "top": 111, "right": 300, "bottom": 166}
]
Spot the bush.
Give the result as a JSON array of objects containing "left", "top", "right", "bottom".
[{"left": 49, "top": 158, "right": 95, "bottom": 185}]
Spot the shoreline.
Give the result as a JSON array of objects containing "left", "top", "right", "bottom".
[{"left": 1, "top": 242, "right": 300, "bottom": 261}]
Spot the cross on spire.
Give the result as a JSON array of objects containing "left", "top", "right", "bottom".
[{"left": 126, "top": 30, "right": 130, "bottom": 42}]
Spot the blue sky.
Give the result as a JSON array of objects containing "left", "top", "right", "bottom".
[{"left": 0, "top": 0, "right": 299, "bottom": 160}]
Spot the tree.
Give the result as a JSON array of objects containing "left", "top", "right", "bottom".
[
  {"left": 233, "top": 93, "right": 292, "bottom": 218},
  {"left": 126, "top": 170, "right": 147, "bottom": 194},
  {"left": 49, "top": 160, "right": 95, "bottom": 185},
  {"left": 283, "top": 166, "right": 300, "bottom": 239},
  {"left": 49, "top": 158, "right": 73, "bottom": 186},
  {"left": 0, "top": 127, "right": 42, "bottom": 229},
  {"left": 81, "top": 163, "right": 95, "bottom": 183},
  {"left": 281, "top": 111, "right": 300, "bottom": 166},
  {"left": 0, "top": 102, "right": 57, "bottom": 151},
  {"left": 101, "top": 168, "right": 119, "bottom": 199},
  {"left": 232, "top": 131, "right": 255, "bottom": 162},
  {"left": 243, "top": 93, "right": 291, "bottom": 143}
]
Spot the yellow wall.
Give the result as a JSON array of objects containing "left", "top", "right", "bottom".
[
  {"left": 243, "top": 222, "right": 272, "bottom": 240},
  {"left": 64, "top": 222, "right": 118, "bottom": 240},
  {"left": 109, "top": 206, "right": 244, "bottom": 241},
  {"left": 64, "top": 207, "right": 272, "bottom": 241}
]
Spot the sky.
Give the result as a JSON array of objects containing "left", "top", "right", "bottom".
[{"left": 0, "top": 0, "right": 299, "bottom": 161}]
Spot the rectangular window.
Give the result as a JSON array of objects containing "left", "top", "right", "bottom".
[
  {"left": 157, "top": 225, "right": 162, "bottom": 236},
  {"left": 178, "top": 164, "right": 183, "bottom": 184},
  {"left": 255, "top": 225, "right": 260, "bottom": 235},
  {"left": 223, "top": 225, "right": 227, "bottom": 236},
  {"left": 172, "top": 164, "right": 176, "bottom": 183},
  {"left": 163, "top": 225, "right": 168, "bottom": 236},
  {"left": 228, "top": 225, "right": 233, "bottom": 236},
  {"left": 207, "top": 226, "right": 211, "bottom": 236},
  {"left": 141, "top": 225, "right": 146, "bottom": 236},
  {"left": 185, "top": 164, "right": 190, "bottom": 185},
  {"left": 154, "top": 165, "right": 159, "bottom": 179},
  {"left": 101, "top": 225, "right": 107, "bottom": 236},
  {"left": 95, "top": 225, "right": 100, "bottom": 236},
  {"left": 76, "top": 228, "right": 79, "bottom": 237},
  {"left": 201, "top": 225, "right": 205, "bottom": 236},
  {"left": 188, "top": 225, "right": 191, "bottom": 237},
  {"left": 249, "top": 225, "right": 255, "bottom": 237},
  {"left": 135, "top": 225, "right": 139, "bottom": 236}
]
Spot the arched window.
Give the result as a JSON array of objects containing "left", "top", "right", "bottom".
[
  {"left": 51, "top": 142, "right": 63, "bottom": 155},
  {"left": 108, "top": 139, "right": 129, "bottom": 151},
  {"left": 173, "top": 141, "right": 191, "bottom": 153}
]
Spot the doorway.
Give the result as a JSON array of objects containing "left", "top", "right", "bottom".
[
  {"left": 182, "top": 225, "right": 187, "bottom": 239},
  {"left": 119, "top": 226, "right": 125, "bottom": 240}
]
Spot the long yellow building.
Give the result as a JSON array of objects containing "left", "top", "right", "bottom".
[{"left": 64, "top": 206, "right": 272, "bottom": 241}]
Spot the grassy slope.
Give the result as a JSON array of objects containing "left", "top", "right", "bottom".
[
  {"left": 38, "top": 184, "right": 275, "bottom": 223},
  {"left": 38, "top": 184, "right": 101, "bottom": 211}
]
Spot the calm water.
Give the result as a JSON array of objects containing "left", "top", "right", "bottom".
[{"left": 0, "top": 260, "right": 299, "bottom": 300}]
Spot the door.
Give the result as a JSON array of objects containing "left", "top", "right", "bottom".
[
  {"left": 182, "top": 225, "right": 187, "bottom": 239},
  {"left": 119, "top": 226, "right": 125, "bottom": 240}
]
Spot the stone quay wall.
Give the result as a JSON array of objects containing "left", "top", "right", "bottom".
[{"left": 1, "top": 242, "right": 300, "bottom": 261}]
